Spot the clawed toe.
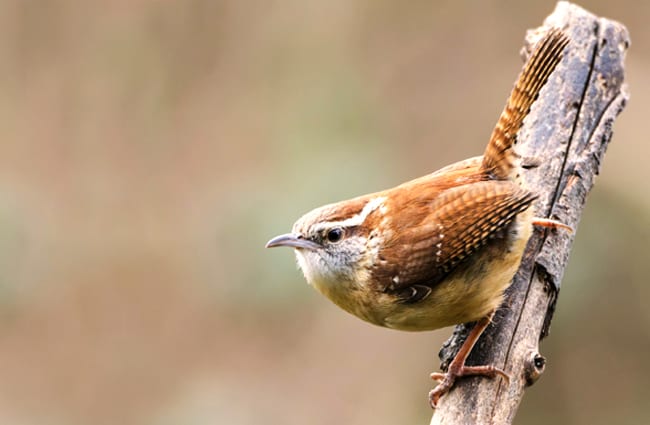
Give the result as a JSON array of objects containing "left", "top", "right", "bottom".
[{"left": 429, "top": 364, "right": 509, "bottom": 408}]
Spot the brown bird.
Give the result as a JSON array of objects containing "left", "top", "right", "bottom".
[{"left": 266, "top": 28, "right": 571, "bottom": 407}]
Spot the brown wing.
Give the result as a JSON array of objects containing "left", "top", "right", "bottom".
[{"left": 370, "top": 180, "right": 536, "bottom": 295}]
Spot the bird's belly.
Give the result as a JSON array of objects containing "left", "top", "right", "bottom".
[
  {"left": 381, "top": 262, "right": 517, "bottom": 331},
  {"left": 314, "top": 265, "right": 513, "bottom": 332}
]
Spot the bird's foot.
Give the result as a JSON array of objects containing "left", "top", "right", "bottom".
[{"left": 429, "top": 363, "right": 509, "bottom": 408}]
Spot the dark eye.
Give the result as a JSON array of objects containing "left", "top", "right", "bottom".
[{"left": 326, "top": 227, "right": 344, "bottom": 243}]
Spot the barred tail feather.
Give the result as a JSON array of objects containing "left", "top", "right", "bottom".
[{"left": 482, "top": 28, "right": 570, "bottom": 180}]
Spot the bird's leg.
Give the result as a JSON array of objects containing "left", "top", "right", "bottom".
[{"left": 429, "top": 313, "right": 509, "bottom": 408}]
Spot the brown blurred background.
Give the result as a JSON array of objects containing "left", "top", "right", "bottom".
[{"left": 0, "top": 1, "right": 647, "bottom": 424}]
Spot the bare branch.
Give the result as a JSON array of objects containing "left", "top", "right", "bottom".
[{"left": 431, "top": 2, "right": 629, "bottom": 423}]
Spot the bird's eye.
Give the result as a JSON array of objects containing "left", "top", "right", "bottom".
[{"left": 326, "top": 227, "right": 344, "bottom": 243}]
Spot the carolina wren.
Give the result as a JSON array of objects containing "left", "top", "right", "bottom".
[{"left": 267, "top": 29, "right": 570, "bottom": 407}]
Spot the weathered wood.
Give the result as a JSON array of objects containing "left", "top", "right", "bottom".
[{"left": 431, "top": 2, "right": 629, "bottom": 424}]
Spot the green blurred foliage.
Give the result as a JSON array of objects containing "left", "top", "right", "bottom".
[{"left": 0, "top": 1, "right": 647, "bottom": 424}]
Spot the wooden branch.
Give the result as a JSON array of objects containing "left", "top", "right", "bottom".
[{"left": 431, "top": 2, "right": 629, "bottom": 424}]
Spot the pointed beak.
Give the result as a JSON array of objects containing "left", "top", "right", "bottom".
[{"left": 265, "top": 233, "right": 320, "bottom": 250}]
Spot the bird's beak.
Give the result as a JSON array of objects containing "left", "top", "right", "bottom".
[{"left": 265, "top": 233, "right": 320, "bottom": 250}]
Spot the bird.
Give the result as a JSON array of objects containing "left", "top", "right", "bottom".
[{"left": 266, "top": 28, "right": 571, "bottom": 407}]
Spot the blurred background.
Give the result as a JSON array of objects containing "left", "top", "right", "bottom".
[{"left": 0, "top": 1, "right": 647, "bottom": 424}]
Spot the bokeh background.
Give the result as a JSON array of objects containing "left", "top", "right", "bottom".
[{"left": 0, "top": 1, "right": 647, "bottom": 424}]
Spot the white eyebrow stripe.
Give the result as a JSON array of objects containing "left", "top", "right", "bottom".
[{"left": 315, "top": 196, "right": 386, "bottom": 231}]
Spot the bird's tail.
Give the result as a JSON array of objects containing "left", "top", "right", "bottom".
[{"left": 481, "top": 28, "right": 570, "bottom": 180}]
